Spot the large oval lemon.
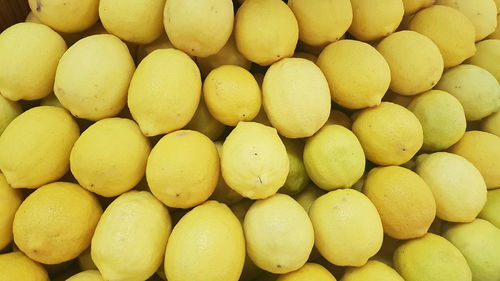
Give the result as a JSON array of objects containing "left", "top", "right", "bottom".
[
  {"left": 0, "top": 106, "right": 79, "bottom": 188},
  {"left": 221, "top": 122, "right": 289, "bottom": 199},
  {"left": 128, "top": 48, "right": 201, "bottom": 136},
  {"left": 147, "top": 130, "right": 219, "bottom": 208},
  {"left": 0, "top": 173, "right": 22, "bottom": 250},
  {"left": 277, "top": 263, "right": 336, "bottom": 281},
  {"left": 13, "top": 182, "right": 102, "bottom": 264},
  {"left": 244, "top": 194, "right": 314, "bottom": 274},
  {"left": 164, "top": 201, "right": 245, "bottom": 281},
  {"left": 279, "top": 137, "right": 309, "bottom": 196},
  {"left": 402, "top": 0, "right": 434, "bottom": 15},
  {"left": 466, "top": 39, "right": 500, "bottom": 82},
  {"left": 0, "top": 252, "right": 49, "bottom": 281},
  {"left": 0, "top": 23, "right": 66, "bottom": 101},
  {"left": 92, "top": 191, "right": 171, "bottom": 281},
  {"left": 348, "top": 0, "right": 404, "bottom": 41}
]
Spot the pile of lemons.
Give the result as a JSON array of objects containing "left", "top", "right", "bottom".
[{"left": 1, "top": 0, "right": 500, "bottom": 281}]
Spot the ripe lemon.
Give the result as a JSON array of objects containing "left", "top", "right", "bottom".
[
  {"left": 209, "top": 141, "right": 243, "bottom": 205},
  {"left": 341, "top": 260, "right": 404, "bottom": 281},
  {"left": 279, "top": 137, "right": 309, "bottom": 196},
  {"left": 349, "top": 0, "right": 404, "bottom": 41},
  {"left": 184, "top": 99, "right": 226, "bottom": 141},
  {"left": 66, "top": 270, "right": 104, "bottom": 281},
  {"left": 0, "top": 252, "right": 49, "bottom": 281},
  {"left": 478, "top": 189, "right": 500, "bottom": 228},
  {"left": 277, "top": 263, "right": 336, "bottom": 281},
  {"left": 401, "top": 0, "right": 434, "bottom": 15},
  {"left": 466, "top": 39, "right": 500, "bottom": 82},
  {"left": 293, "top": 183, "right": 326, "bottom": 213},
  {"left": 0, "top": 173, "right": 22, "bottom": 250},
  {"left": 0, "top": 95, "right": 21, "bottom": 135}
]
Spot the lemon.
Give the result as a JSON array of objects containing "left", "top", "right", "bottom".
[
  {"left": 244, "top": 194, "right": 314, "bottom": 274},
  {"left": 402, "top": 0, "right": 434, "bottom": 15},
  {"left": 221, "top": 122, "right": 289, "bottom": 199},
  {"left": 13, "top": 182, "right": 102, "bottom": 264},
  {"left": 394, "top": 233, "right": 472, "bottom": 281},
  {"left": 0, "top": 23, "right": 66, "bottom": 101},
  {"left": 92, "top": 191, "right": 171, "bottom": 281},
  {"left": 147, "top": 130, "right": 219, "bottom": 208},
  {"left": 196, "top": 35, "right": 252, "bottom": 77},
  {"left": 436, "top": 0, "right": 497, "bottom": 41},
  {"left": 0, "top": 173, "right": 22, "bottom": 250},
  {"left": 78, "top": 248, "right": 97, "bottom": 271},
  {"left": 466, "top": 39, "right": 500, "bottom": 82},
  {"left": 316, "top": 40, "right": 390, "bottom": 109},
  {"left": 409, "top": 5, "right": 476, "bottom": 67},
  {"left": 164, "top": 0, "right": 234, "bottom": 57},
  {"left": 303, "top": 125, "right": 365, "bottom": 191},
  {"left": 278, "top": 138, "right": 309, "bottom": 196},
  {"left": 128, "top": 48, "right": 202, "bottom": 136},
  {"left": 0, "top": 252, "right": 49, "bottom": 281},
  {"left": 99, "top": 0, "right": 165, "bottom": 44},
  {"left": 407, "top": 89, "right": 466, "bottom": 151},
  {"left": 28, "top": 0, "right": 98, "bottom": 33},
  {"left": 349, "top": 0, "right": 404, "bottom": 41},
  {"left": 443, "top": 219, "right": 500, "bottom": 281},
  {"left": 70, "top": 118, "right": 151, "bottom": 197},
  {"left": 135, "top": 33, "right": 176, "bottom": 63},
  {"left": 287, "top": 0, "right": 352, "bottom": 46},
  {"left": 0, "top": 95, "right": 21, "bottom": 135},
  {"left": 487, "top": 14, "right": 500, "bottom": 39},
  {"left": 377, "top": 30, "right": 443, "bottom": 96},
  {"left": 479, "top": 189, "right": 500, "bottom": 228},
  {"left": 341, "top": 260, "right": 404, "bottom": 281},
  {"left": 352, "top": 102, "right": 423, "bottom": 166},
  {"left": 165, "top": 201, "right": 245, "bottom": 281},
  {"left": 184, "top": 99, "right": 226, "bottom": 141},
  {"left": 66, "top": 270, "right": 104, "bottom": 281},
  {"left": 436, "top": 64, "right": 500, "bottom": 121},
  {"left": 449, "top": 130, "right": 500, "bottom": 189},
  {"left": 263, "top": 58, "right": 330, "bottom": 138},
  {"left": 277, "top": 263, "right": 336, "bottom": 281},
  {"left": 0, "top": 106, "right": 79, "bottom": 188},
  {"left": 293, "top": 183, "right": 326, "bottom": 213},
  {"left": 209, "top": 141, "right": 243, "bottom": 205},
  {"left": 324, "top": 110, "right": 352, "bottom": 129},
  {"left": 364, "top": 166, "right": 436, "bottom": 239},
  {"left": 204, "top": 65, "right": 261, "bottom": 126},
  {"left": 416, "top": 152, "right": 487, "bottom": 222},
  {"left": 309, "top": 189, "right": 383, "bottom": 266},
  {"left": 235, "top": 0, "right": 298, "bottom": 66}
]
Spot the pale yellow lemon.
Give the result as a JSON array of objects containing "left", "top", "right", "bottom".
[
  {"left": 0, "top": 23, "right": 66, "bottom": 101},
  {"left": 244, "top": 194, "right": 314, "bottom": 274},
  {"left": 309, "top": 189, "right": 384, "bottom": 266},
  {"left": 209, "top": 141, "right": 243, "bottom": 205},
  {"left": 164, "top": 0, "right": 234, "bottom": 57},
  {"left": 204, "top": 65, "right": 261, "bottom": 126},
  {"left": 0, "top": 252, "right": 49, "bottom": 281},
  {"left": 288, "top": 0, "right": 352, "bottom": 46},
  {"left": 303, "top": 125, "right": 365, "bottom": 191},
  {"left": 349, "top": 0, "right": 404, "bottom": 41},
  {"left": 316, "top": 40, "right": 391, "bottom": 109},
  {"left": 377, "top": 30, "right": 443, "bottom": 96},
  {"left": 0, "top": 173, "right": 22, "bottom": 250},
  {"left": 235, "top": 0, "right": 298, "bottom": 66},
  {"left": 66, "top": 270, "right": 104, "bottom": 281},
  {"left": 13, "top": 182, "right": 102, "bottom": 264},
  {"left": 466, "top": 39, "right": 500, "bottom": 82},
  {"left": 415, "top": 152, "right": 487, "bottom": 222},
  {"left": 164, "top": 201, "right": 245, "bottom": 281},
  {"left": 402, "top": 0, "right": 434, "bottom": 15},
  {"left": 277, "top": 263, "right": 336, "bottom": 281},
  {"left": 128, "top": 48, "right": 202, "bottom": 136},
  {"left": 0, "top": 106, "right": 79, "bottom": 188},
  {"left": 221, "top": 122, "right": 289, "bottom": 199},
  {"left": 0, "top": 94, "right": 21, "bottom": 135},
  {"left": 146, "top": 130, "right": 219, "bottom": 208},
  {"left": 478, "top": 189, "right": 500, "bottom": 228},
  {"left": 278, "top": 138, "right": 309, "bottom": 196},
  {"left": 184, "top": 99, "right": 226, "bottom": 141},
  {"left": 341, "top": 260, "right": 404, "bottom": 281}
]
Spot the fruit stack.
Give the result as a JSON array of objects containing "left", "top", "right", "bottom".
[{"left": 1, "top": 0, "right": 500, "bottom": 281}]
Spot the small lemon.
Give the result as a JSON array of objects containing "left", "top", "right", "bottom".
[
  {"left": 209, "top": 141, "right": 243, "bottom": 205},
  {"left": 293, "top": 183, "right": 326, "bottom": 213},
  {"left": 277, "top": 263, "right": 337, "bottom": 281},
  {"left": 278, "top": 138, "right": 309, "bottom": 196},
  {"left": 478, "top": 189, "right": 500, "bottom": 228},
  {"left": 341, "top": 260, "right": 404, "bottom": 281},
  {"left": 0, "top": 95, "right": 21, "bottom": 135},
  {"left": 0, "top": 173, "right": 22, "bottom": 250},
  {"left": 466, "top": 39, "right": 500, "bottom": 82},
  {"left": 349, "top": 0, "right": 404, "bottom": 41},
  {"left": 184, "top": 99, "right": 226, "bottom": 141},
  {"left": 401, "top": 0, "right": 434, "bottom": 15},
  {"left": 66, "top": 270, "right": 104, "bottom": 281},
  {"left": 0, "top": 252, "right": 49, "bottom": 281}
]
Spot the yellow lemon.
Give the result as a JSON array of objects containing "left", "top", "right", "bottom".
[
  {"left": 163, "top": 0, "right": 234, "bottom": 57},
  {"left": 416, "top": 152, "right": 487, "bottom": 222},
  {"left": 278, "top": 138, "right": 309, "bottom": 196},
  {"left": 363, "top": 166, "right": 436, "bottom": 239},
  {"left": 28, "top": 0, "right": 99, "bottom": 33},
  {"left": 349, "top": 0, "right": 404, "bottom": 41},
  {"left": 402, "top": 0, "right": 434, "bottom": 15},
  {"left": 377, "top": 30, "right": 443, "bottom": 96},
  {"left": 309, "top": 189, "right": 383, "bottom": 266},
  {"left": 91, "top": 191, "right": 171, "bottom": 281},
  {"left": 99, "top": 0, "right": 165, "bottom": 44},
  {"left": 303, "top": 125, "right": 365, "bottom": 191},
  {"left": 293, "top": 183, "right": 326, "bottom": 213},
  {"left": 244, "top": 194, "right": 314, "bottom": 274},
  {"left": 449, "top": 130, "right": 500, "bottom": 189},
  {"left": 204, "top": 65, "right": 261, "bottom": 126},
  {"left": 235, "top": 0, "right": 298, "bottom": 66},
  {"left": 407, "top": 89, "right": 467, "bottom": 151},
  {"left": 146, "top": 130, "right": 219, "bottom": 208},
  {"left": 0, "top": 252, "right": 49, "bottom": 281},
  {"left": 435, "top": 64, "right": 500, "bottom": 121},
  {"left": 184, "top": 99, "right": 226, "bottom": 141},
  {"left": 478, "top": 189, "right": 500, "bottom": 228},
  {"left": 466, "top": 39, "right": 500, "bottom": 82},
  {"left": 70, "top": 118, "right": 151, "bottom": 197},
  {"left": 128, "top": 48, "right": 201, "bottom": 136},
  {"left": 352, "top": 102, "right": 423, "bottom": 166},
  {"left": 277, "top": 263, "right": 336, "bottom": 281},
  {"left": 66, "top": 270, "right": 104, "bottom": 281},
  {"left": 13, "top": 182, "right": 102, "bottom": 264},
  {"left": 0, "top": 106, "right": 79, "bottom": 188},
  {"left": 0, "top": 173, "right": 22, "bottom": 250},
  {"left": 135, "top": 33, "right": 176, "bottom": 63},
  {"left": 0, "top": 23, "right": 66, "bottom": 101},
  {"left": 263, "top": 58, "right": 331, "bottom": 138},
  {"left": 0, "top": 95, "right": 21, "bottom": 135},
  {"left": 394, "top": 233, "right": 472, "bottom": 281},
  {"left": 316, "top": 40, "right": 390, "bottom": 109},
  {"left": 209, "top": 141, "right": 243, "bottom": 205},
  {"left": 221, "top": 122, "right": 289, "bottom": 199},
  {"left": 164, "top": 201, "right": 245, "bottom": 281},
  {"left": 341, "top": 260, "right": 404, "bottom": 281},
  {"left": 409, "top": 5, "right": 476, "bottom": 67},
  {"left": 288, "top": 0, "right": 352, "bottom": 46}
]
